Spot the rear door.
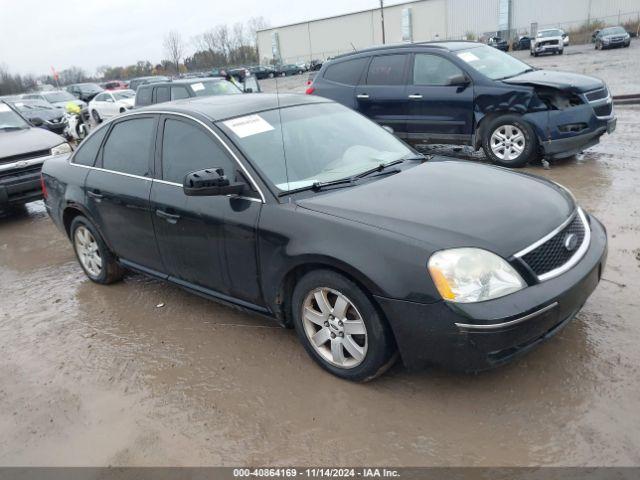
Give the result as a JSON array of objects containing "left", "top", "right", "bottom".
[
  {"left": 316, "top": 57, "right": 369, "bottom": 108},
  {"left": 150, "top": 115, "right": 263, "bottom": 305},
  {"left": 354, "top": 53, "right": 410, "bottom": 138},
  {"left": 84, "top": 114, "right": 164, "bottom": 273},
  {"left": 153, "top": 86, "right": 170, "bottom": 105},
  {"left": 405, "top": 53, "right": 474, "bottom": 144}
]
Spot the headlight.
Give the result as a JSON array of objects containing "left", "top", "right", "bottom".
[
  {"left": 428, "top": 248, "right": 526, "bottom": 303},
  {"left": 50, "top": 143, "right": 72, "bottom": 156}
]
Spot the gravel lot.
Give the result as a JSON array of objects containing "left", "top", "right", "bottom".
[{"left": 1, "top": 44, "right": 639, "bottom": 467}]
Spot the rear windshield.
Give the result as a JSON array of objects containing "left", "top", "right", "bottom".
[{"left": 190, "top": 80, "right": 242, "bottom": 96}]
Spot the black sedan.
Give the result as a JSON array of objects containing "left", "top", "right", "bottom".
[
  {"left": 11, "top": 99, "right": 67, "bottom": 134},
  {"left": 275, "top": 64, "right": 305, "bottom": 76},
  {"left": 41, "top": 94, "right": 607, "bottom": 381}
]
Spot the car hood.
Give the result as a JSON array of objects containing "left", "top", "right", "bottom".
[
  {"left": 504, "top": 70, "right": 604, "bottom": 93},
  {"left": 22, "top": 109, "right": 63, "bottom": 122},
  {"left": 296, "top": 160, "right": 575, "bottom": 257},
  {"left": 0, "top": 127, "right": 65, "bottom": 159}
]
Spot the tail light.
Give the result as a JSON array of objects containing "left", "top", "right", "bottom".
[
  {"left": 40, "top": 173, "right": 48, "bottom": 200},
  {"left": 305, "top": 86, "right": 315, "bottom": 95}
]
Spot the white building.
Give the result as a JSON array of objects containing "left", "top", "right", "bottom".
[{"left": 257, "top": 0, "right": 640, "bottom": 64}]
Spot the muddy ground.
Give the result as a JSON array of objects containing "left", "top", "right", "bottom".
[{"left": 1, "top": 57, "right": 640, "bottom": 468}]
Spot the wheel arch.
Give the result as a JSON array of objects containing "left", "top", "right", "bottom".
[
  {"left": 272, "top": 257, "right": 388, "bottom": 329},
  {"left": 62, "top": 203, "right": 116, "bottom": 253}
]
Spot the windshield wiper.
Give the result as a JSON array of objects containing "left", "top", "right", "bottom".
[
  {"left": 497, "top": 68, "right": 536, "bottom": 81},
  {"left": 0, "top": 126, "right": 26, "bottom": 131},
  {"left": 278, "top": 159, "right": 412, "bottom": 197}
]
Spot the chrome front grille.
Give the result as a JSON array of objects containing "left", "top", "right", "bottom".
[{"left": 515, "top": 209, "right": 591, "bottom": 281}]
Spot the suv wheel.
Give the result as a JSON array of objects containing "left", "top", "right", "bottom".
[
  {"left": 71, "top": 216, "right": 124, "bottom": 284},
  {"left": 291, "top": 270, "right": 397, "bottom": 381},
  {"left": 91, "top": 109, "right": 101, "bottom": 123},
  {"left": 482, "top": 115, "right": 536, "bottom": 168}
]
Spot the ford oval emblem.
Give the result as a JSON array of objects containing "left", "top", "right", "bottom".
[{"left": 564, "top": 233, "right": 578, "bottom": 252}]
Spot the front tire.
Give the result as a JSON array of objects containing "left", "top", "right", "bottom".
[
  {"left": 71, "top": 216, "right": 124, "bottom": 284},
  {"left": 482, "top": 115, "right": 537, "bottom": 168},
  {"left": 291, "top": 270, "right": 397, "bottom": 381},
  {"left": 91, "top": 109, "right": 101, "bottom": 123}
]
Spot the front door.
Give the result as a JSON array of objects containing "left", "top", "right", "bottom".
[
  {"left": 405, "top": 53, "right": 474, "bottom": 144},
  {"left": 84, "top": 114, "right": 164, "bottom": 273},
  {"left": 354, "top": 53, "right": 410, "bottom": 139},
  {"left": 150, "top": 115, "right": 263, "bottom": 305}
]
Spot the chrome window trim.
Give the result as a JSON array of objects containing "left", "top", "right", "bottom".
[
  {"left": 455, "top": 302, "right": 559, "bottom": 330},
  {"left": 152, "top": 178, "right": 262, "bottom": 203},
  {"left": 69, "top": 163, "right": 152, "bottom": 181},
  {"left": 69, "top": 110, "right": 267, "bottom": 203},
  {"left": 514, "top": 208, "right": 591, "bottom": 282}
]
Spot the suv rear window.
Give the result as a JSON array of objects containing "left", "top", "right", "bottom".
[
  {"left": 136, "top": 86, "right": 152, "bottom": 106},
  {"left": 366, "top": 54, "right": 407, "bottom": 85},
  {"left": 324, "top": 58, "right": 368, "bottom": 85}
]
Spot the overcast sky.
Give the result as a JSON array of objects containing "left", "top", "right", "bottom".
[{"left": 1, "top": 0, "right": 405, "bottom": 76}]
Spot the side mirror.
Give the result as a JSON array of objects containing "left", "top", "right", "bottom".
[
  {"left": 30, "top": 117, "right": 44, "bottom": 127},
  {"left": 382, "top": 125, "right": 394, "bottom": 134},
  {"left": 183, "top": 168, "right": 244, "bottom": 197},
  {"left": 447, "top": 73, "right": 470, "bottom": 86}
]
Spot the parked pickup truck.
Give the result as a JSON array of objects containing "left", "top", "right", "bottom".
[{"left": 0, "top": 101, "right": 71, "bottom": 208}]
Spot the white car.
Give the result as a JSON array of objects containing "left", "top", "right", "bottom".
[
  {"left": 88, "top": 89, "right": 135, "bottom": 122},
  {"left": 531, "top": 28, "right": 565, "bottom": 56}
]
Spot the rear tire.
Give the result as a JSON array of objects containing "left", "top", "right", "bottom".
[
  {"left": 70, "top": 216, "right": 124, "bottom": 284},
  {"left": 482, "top": 115, "right": 537, "bottom": 168},
  {"left": 291, "top": 270, "right": 397, "bottom": 382},
  {"left": 91, "top": 110, "right": 101, "bottom": 123}
]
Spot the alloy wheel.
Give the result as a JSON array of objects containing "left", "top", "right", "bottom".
[
  {"left": 74, "top": 226, "right": 102, "bottom": 277},
  {"left": 490, "top": 124, "right": 526, "bottom": 161},
  {"left": 301, "top": 287, "right": 368, "bottom": 369}
]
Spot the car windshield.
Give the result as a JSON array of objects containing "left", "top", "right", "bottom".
[
  {"left": 0, "top": 103, "right": 30, "bottom": 130},
  {"left": 538, "top": 29, "right": 561, "bottom": 37},
  {"left": 113, "top": 90, "right": 135, "bottom": 100},
  {"left": 602, "top": 27, "right": 626, "bottom": 35},
  {"left": 219, "top": 102, "right": 413, "bottom": 192},
  {"left": 43, "top": 91, "right": 76, "bottom": 103},
  {"left": 191, "top": 80, "right": 242, "bottom": 96},
  {"left": 456, "top": 45, "right": 532, "bottom": 80}
]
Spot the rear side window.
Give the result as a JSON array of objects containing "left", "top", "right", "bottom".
[
  {"left": 171, "top": 87, "right": 189, "bottom": 100},
  {"left": 366, "top": 54, "right": 407, "bottom": 85},
  {"left": 155, "top": 86, "right": 170, "bottom": 103},
  {"left": 413, "top": 54, "right": 464, "bottom": 86},
  {"left": 161, "top": 118, "right": 234, "bottom": 184},
  {"left": 72, "top": 126, "right": 108, "bottom": 166},
  {"left": 102, "top": 117, "right": 155, "bottom": 177},
  {"left": 324, "top": 58, "right": 368, "bottom": 85},
  {"left": 136, "top": 87, "right": 152, "bottom": 106}
]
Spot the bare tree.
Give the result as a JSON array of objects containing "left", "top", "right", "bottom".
[
  {"left": 163, "top": 30, "right": 185, "bottom": 73},
  {"left": 247, "top": 16, "right": 269, "bottom": 52}
]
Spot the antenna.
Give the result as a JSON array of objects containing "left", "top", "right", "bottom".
[
  {"left": 350, "top": 42, "right": 357, "bottom": 52},
  {"left": 273, "top": 63, "right": 291, "bottom": 195}
]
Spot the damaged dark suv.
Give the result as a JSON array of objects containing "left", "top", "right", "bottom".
[{"left": 308, "top": 41, "right": 616, "bottom": 167}]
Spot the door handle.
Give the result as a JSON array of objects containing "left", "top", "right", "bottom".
[
  {"left": 408, "top": 94, "right": 423, "bottom": 99},
  {"left": 156, "top": 209, "right": 181, "bottom": 224},
  {"left": 356, "top": 93, "right": 369, "bottom": 99},
  {"left": 87, "top": 190, "right": 103, "bottom": 201}
]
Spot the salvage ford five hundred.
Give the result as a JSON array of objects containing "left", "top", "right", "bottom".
[{"left": 41, "top": 94, "right": 607, "bottom": 381}]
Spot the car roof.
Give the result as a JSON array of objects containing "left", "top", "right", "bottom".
[
  {"left": 138, "top": 78, "right": 226, "bottom": 89},
  {"left": 331, "top": 40, "right": 482, "bottom": 60},
  {"left": 136, "top": 93, "right": 330, "bottom": 121}
]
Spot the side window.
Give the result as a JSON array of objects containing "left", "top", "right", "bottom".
[
  {"left": 155, "top": 86, "right": 170, "bottom": 103},
  {"left": 366, "top": 54, "right": 408, "bottom": 85},
  {"left": 94, "top": 93, "right": 106, "bottom": 102},
  {"left": 102, "top": 117, "right": 155, "bottom": 176},
  {"left": 72, "top": 126, "right": 108, "bottom": 166},
  {"left": 171, "top": 87, "right": 189, "bottom": 100},
  {"left": 324, "top": 58, "right": 368, "bottom": 85},
  {"left": 136, "top": 87, "right": 152, "bottom": 106},
  {"left": 413, "top": 54, "right": 464, "bottom": 85},
  {"left": 161, "top": 118, "right": 234, "bottom": 184}
]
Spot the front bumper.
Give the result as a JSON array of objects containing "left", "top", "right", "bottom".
[
  {"left": 533, "top": 43, "right": 562, "bottom": 53},
  {"left": 375, "top": 213, "right": 607, "bottom": 371},
  {"left": 0, "top": 166, "right": 43, "bottom": 207}
]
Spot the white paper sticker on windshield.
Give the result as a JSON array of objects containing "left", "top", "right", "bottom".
[
  {"left": 0, "top": 104, "right": 11, "bottom": 112},
  {"left": 457, "top": 51, "right": 479, "bottom": 62},
  {"left": 191, "top": 82, "right": 205, "bottom": 92},
  {"left": 223, "top": 114, "right": 274, "bottom": 138}
]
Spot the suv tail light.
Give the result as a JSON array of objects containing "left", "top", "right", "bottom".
[
  {"left": 305, "top": 86, "right": 315, "bottom": 95},
  {"left": 40, "top": 173, "right": 48, "bottom": 200}
]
